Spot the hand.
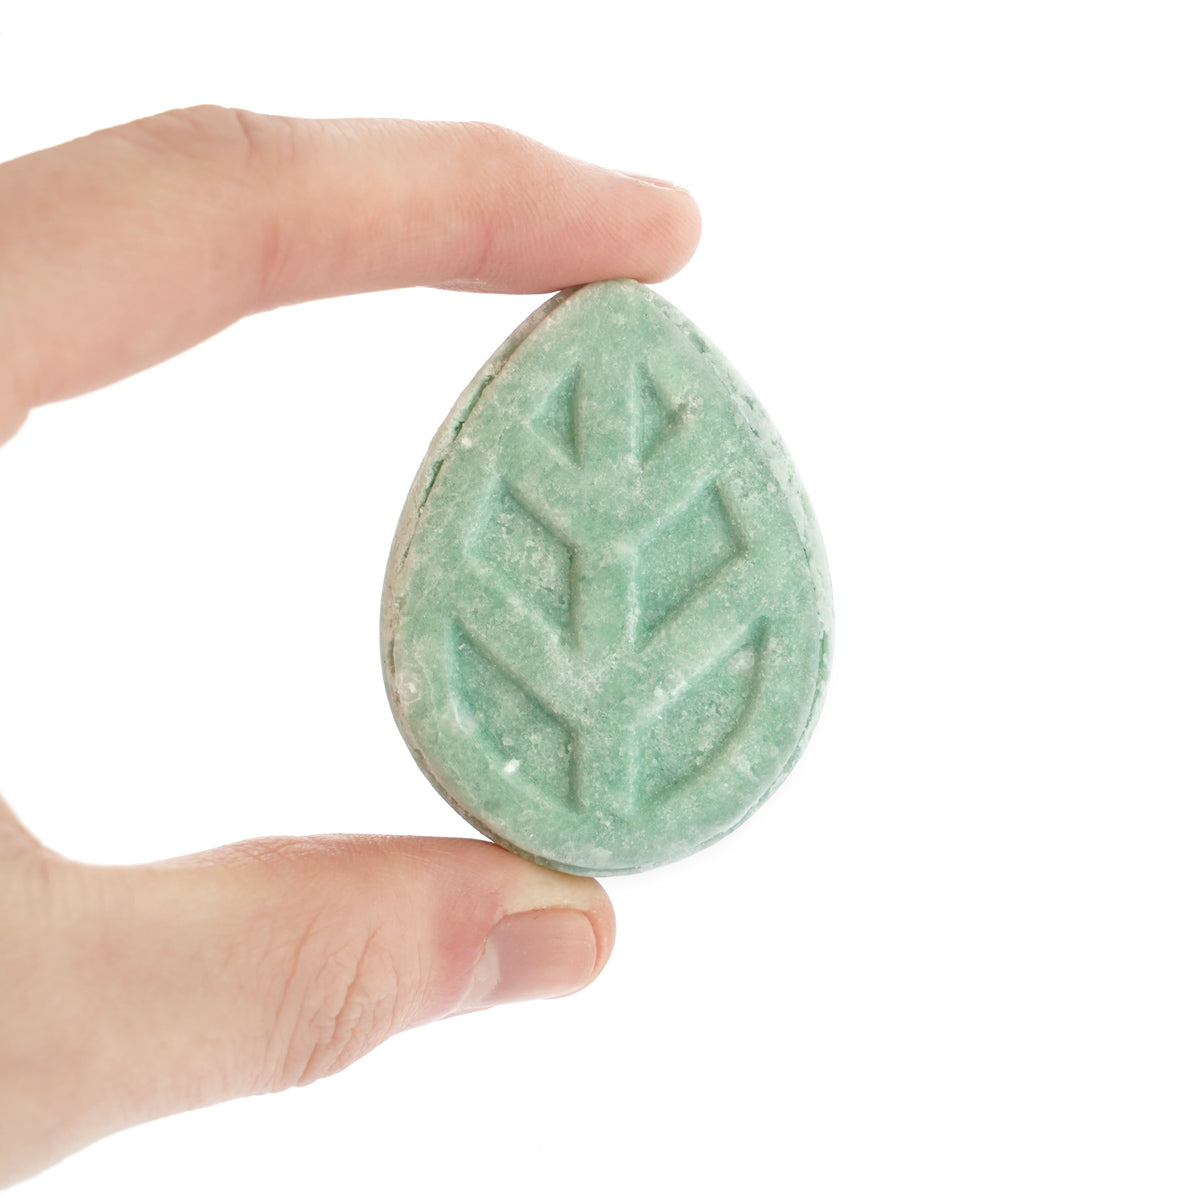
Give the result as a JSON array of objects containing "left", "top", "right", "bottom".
[{"left": 0, "top": 107, "right": 701, "bottom": 1186}]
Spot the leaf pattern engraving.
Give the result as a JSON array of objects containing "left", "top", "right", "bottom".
[{"left": 382, "top": 281, "right": 833, "bottom": 875}]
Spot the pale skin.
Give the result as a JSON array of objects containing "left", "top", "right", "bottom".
[{"left": 0, "top": 107, "right": 701, "bottom": 1186}]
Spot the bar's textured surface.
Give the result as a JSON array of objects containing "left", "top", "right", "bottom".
[{"left": 381, "top": 281, "right": 832, "bottom": 875}]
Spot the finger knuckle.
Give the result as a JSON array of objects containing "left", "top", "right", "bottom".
[
  {"left": 274, "top": 926, "right": 407, "bottom": 1090},
  {"left": 458, "top": 119, "right": 540, "bottom": 165},
  {"left": 118, "top": 105, "right": 300, "bottom": 173},
  {"left": 111, "top": 106, "right": 298, "bottom": 305}
]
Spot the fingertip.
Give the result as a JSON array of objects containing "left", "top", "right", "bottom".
[
  {"left": 426, "top": 123, "right": 702, "bottom": 294},
  {"left": 460, "top": 837, "right": 617, "bottom": 984},
  {"left": 384, "top": 838, "right": 615, "bottom": 1014},
  {"left": 581, "top": 875, "right": 617, "bottom": 982},
  {"left": 622, "top": 177, "right": 703, "bottom": 286}
]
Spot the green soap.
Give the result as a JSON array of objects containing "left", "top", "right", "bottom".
[{"left": 381, "top": 280, "right": 832, "bottom": 875}]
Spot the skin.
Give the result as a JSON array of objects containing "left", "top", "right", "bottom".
[{"left": 0, "top": 107, "right": 701, "bottom": 1186}]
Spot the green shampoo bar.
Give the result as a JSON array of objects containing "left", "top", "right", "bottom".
[{"left": 381, "top": 280, "right": 832, "bottom": 875}]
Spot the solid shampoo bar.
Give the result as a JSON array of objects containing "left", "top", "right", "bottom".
[{"left": 381, "top": 280, "right": 832, "bottom": 875}]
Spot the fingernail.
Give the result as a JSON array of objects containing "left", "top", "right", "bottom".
[
  {"left": 458, "top": 908, "right": 599, "bottom": 1013},
  {"left": 617, "top": 170, "right": 684, "bottom": 191}
]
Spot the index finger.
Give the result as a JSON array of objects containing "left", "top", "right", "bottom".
[{"left": 0, "top": 107, "right": 701, "bottom": 440}]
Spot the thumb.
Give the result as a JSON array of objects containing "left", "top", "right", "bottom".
[{"left": 2, "top": 830, "right": 613, "bottom": 1183}]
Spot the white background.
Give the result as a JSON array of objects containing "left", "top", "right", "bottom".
[{"left": 1, "top": 2, "right": 1197, "bottom": 1196}]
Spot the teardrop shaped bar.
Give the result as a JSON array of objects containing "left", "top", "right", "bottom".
[{"left": 381, "top": 280, "right": 832, "bottom": 875}]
